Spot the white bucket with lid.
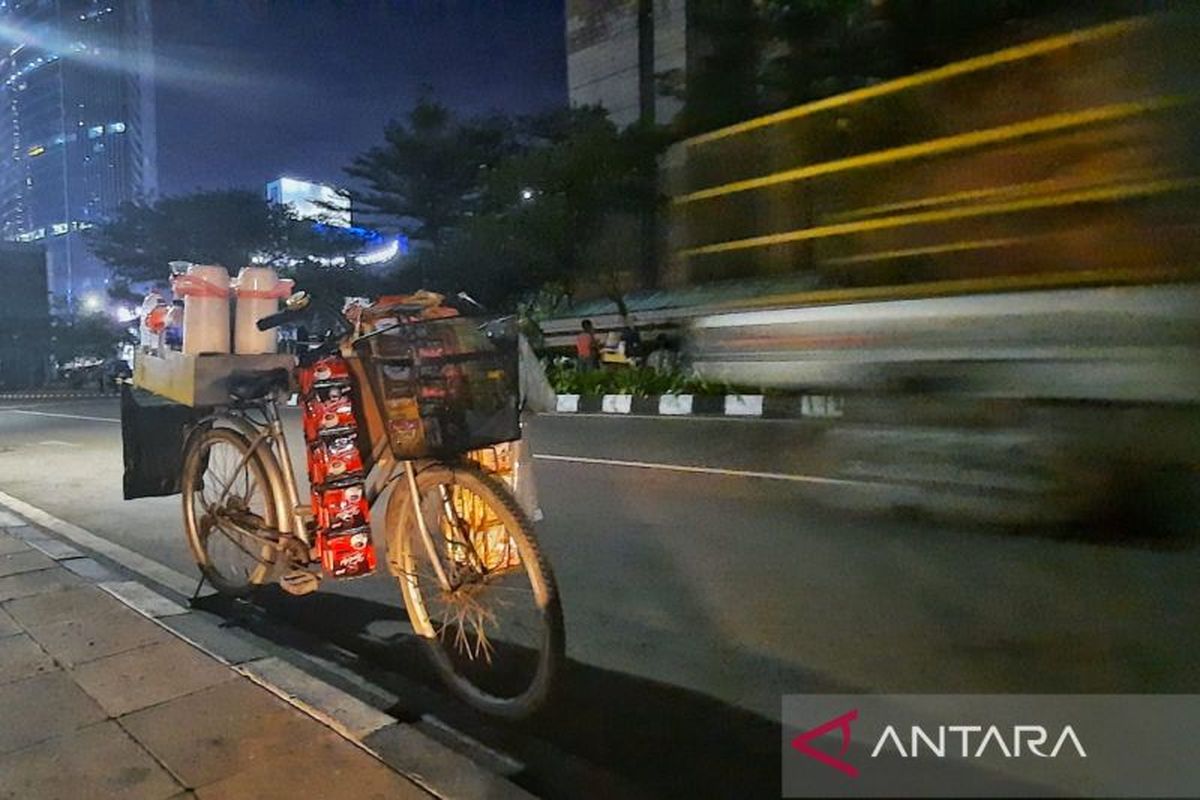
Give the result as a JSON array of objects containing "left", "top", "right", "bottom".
[
  {"left": 233, "top": 266, "right": 294, "bottom": 354},
  {"left": 172, "top": 264, "right": 231, "bottom": 354}
]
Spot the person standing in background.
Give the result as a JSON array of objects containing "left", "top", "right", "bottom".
[
  {"left": 620, "top": 314, "right": 642, "bottom": 362},
  {"left": 645, "top": 334, "right": 677, "bottom": 373},
  {"left": 576, "top": 319, "right": 599, "bottom": 371}
]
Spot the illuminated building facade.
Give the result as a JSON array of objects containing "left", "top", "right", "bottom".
[
  {"left": 266, "top": 176, "right": 352, "bottom": 229},
  {"left": 0, "top": 0, "right": 157, "bottom": 306},
  {"left": 265, "top": 176, "right": 405, "bottom": 268}
]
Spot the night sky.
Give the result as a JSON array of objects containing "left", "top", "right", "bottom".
[{"left": 153, "top": 0, "right": 566, "bottom": 196}]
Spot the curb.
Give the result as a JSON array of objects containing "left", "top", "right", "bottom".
[
  {"left": 0, "top": 497, "right": 536, "bottom": 800},
  {"left": 553, "top": 392, "right": 844, "bottom": 419}
]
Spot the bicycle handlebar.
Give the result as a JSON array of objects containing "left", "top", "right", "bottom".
[{"left": 255, "top": 307, "right": 301, "bottom": 331}]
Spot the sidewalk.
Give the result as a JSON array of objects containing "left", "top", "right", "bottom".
[{"left": 0, "top": 526, "right": 431, "bottom": 800}]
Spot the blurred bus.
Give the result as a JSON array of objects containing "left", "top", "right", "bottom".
[{"left": 667, "top": 13, "right": 1200, "bottom": 531}]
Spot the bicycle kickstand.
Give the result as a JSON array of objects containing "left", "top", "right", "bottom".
[{"left": 189, "top": 572, "right": 208, "bottom": 604}]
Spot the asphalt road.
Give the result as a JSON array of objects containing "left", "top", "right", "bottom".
[{"left": 1, "top": 397, "right": 1197, "bottom": 797}]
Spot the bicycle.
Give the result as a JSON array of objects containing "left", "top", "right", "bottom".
[{"left": 178, "top": 292, "right": 565, "bottom": 718}]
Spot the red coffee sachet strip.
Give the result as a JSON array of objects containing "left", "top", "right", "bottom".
[{"left": 299, "top": 355, "right": 376, "bottom": 579}]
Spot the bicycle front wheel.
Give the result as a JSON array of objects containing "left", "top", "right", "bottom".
[
  {"left": 387, "top": 463, "right": 564, "bottom": 718},
  {"left": 181, "top": 426, "right": 279, "bottom": 596}
]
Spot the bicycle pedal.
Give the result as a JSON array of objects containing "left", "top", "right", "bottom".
[{"left": 279, "top": 570, "right": 320, "bottom": 596}]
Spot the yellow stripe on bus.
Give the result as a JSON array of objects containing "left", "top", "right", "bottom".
[
  {"left": 709, "top": 266, "right": 1198, "bottom": 310},
  {"left": 681, "top": 17, "right": 1149, "bottom": 148},
  {"left": 820, "top": 237, "right": 1028, "bottom": 266},
  {"left": 674, "top": 98, "right": 1180, "bottom": 205},
  {"left": 679, "top": 177, "right": 1199, "bottom": 258},
  {"left": 816, "top": 174, "right": 1160, "bottom": 223}
]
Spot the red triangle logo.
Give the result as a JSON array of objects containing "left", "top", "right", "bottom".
[{"left": 791, "top": 708, "right": 859, "bottom": 778}]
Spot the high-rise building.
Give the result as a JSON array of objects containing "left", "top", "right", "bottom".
[
  {"left": 566, "top": 0, "right": 686, "bottom": 127},
  {"left": 0, "top": 242, "right": 49, "bottom": 388},
  {"left": 0, "top": 0, "right": 157, "bottom": 308}
]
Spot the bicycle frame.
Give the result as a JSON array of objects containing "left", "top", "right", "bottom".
[{"left": 196, "top": 395, "right": 456, "bottom": 592}]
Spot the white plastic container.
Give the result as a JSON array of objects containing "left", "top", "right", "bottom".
[
  {"left": 233, "top": 266, "right": 294, "bottom": 354},
  {"left": 138, "top": 290, "right": 166, "bottom": 351},
  {"left": 172, "top": 264, "right": 231, "bottom": 355}
]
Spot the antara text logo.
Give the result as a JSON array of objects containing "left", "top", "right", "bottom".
[{"left": 791, "top": 709, "right": 1087, "bottom": 778}]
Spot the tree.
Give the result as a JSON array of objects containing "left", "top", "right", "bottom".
[
  {"left": 345, "top": 97, "right": 515, "bottom": 244},
  {"left": 50, "top": 310, "right": 133, "bottom": 364},
  {"left": 403, "top": 106, "right": 665, "bottom": 312},
  {"left": 488, "top": 108, "right": 663, "bottom": 310},
  {"left": 88, "top": 189, "right": 366, "bottom": 286}
]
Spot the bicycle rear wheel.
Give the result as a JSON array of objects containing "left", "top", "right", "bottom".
[
  {"left": 387, "top": 463, "right": 564, "bottom": 718},
  {"left": 181, "top": 426, "right": 279, "bottom": 596}
]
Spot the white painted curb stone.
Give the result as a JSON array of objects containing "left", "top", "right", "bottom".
[
  {"left": 600, "top": 394, "right": 632, "bottom": 414},
  {"left": 724, "top": 394, "right": 764, "bottom": 416},
  {"left": 658, "top": 394, "right": 694, "bottom": 415}
]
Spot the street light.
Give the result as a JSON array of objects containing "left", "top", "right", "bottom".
[
  {"left": 519, "top": 187, "right": 535, "bottom": 202},
  {"left": 82, "top": 292, "right": 104, "bottom": 313}
]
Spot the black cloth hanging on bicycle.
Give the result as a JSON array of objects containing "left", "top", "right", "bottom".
[{"left": 121, "top": 385, "right": 205, "bottom": 500}]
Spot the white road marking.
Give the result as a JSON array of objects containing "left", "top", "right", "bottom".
[
  {"left": 0, "top": 489, "right": 206, "bottom": 598},
  {"left": 533, "top": 453, "right": 872, "bottom": 486},
  {"left": 4, "top": 409, "right": 120, "bottom": 423}
]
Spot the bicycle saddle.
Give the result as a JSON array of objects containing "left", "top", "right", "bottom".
[{"left": 227, "top": 368, "right": 291, "bottom": 402}]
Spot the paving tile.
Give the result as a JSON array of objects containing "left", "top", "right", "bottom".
[
  {"left": 72, "top": 638, "right": 236, "bottom": 717},
  {"left": 0, "top": 632, "right": 57, "bottom": 685},
  {"left": 61, "top": 557, "right": 120, "bottom": 581},
  {"left": 366, "top": 722, "right": 534, "bottom": 800},
  {"left": 0, "top": 607, "right": 19, "bottom": 639},
  {"left": 3, "top": 584, "right": 125, "bottom": 628},
  {"left": 0, "top": 550, "right": 56, "bottom": 578},
  {"left": 121, "top": 678, "right": 330, "bottom": 789},
  {"left": 25, "top": 604, "right": 173, "bottom": 667},
  {"left": 159, "top": 612, "right": 268, "bottom": 665},
  {"left": 23, "top": 537, "right": 83, "bottom": 561},
  {"left": 0, "top": 720, "right": 180, "bottom": 800},
  {"left": 0, "top": 567, "right": 82, "bottom": 602},
  {"left": 0, "top": 671, "right": 107, "bottom": 755},
  {"left": 239, "top": 656, "right": 394, "bottom": 738},
  {"left": 194, "top": 726, "right": 429, "bottom": 800},
  {"left": 0, "top": 533, "right": 29, "bottom": 556},
  {"left": 100, "top": 581, "right": 188, "bottom": 618},
  {"left": 1, "top": 525, "right": 41, "bottom": 541}
]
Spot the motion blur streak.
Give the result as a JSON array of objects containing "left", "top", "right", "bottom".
[{"left": 667, "top": 11, "right": 1200, "bottom": 531}]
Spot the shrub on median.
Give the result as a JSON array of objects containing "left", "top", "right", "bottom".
[{"left": 545, "top": 362, "right": 739, "bottom": 397}]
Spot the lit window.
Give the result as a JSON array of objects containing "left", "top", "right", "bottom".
[
  {"left": 26, "top": 144, "right": 44, "bottom": 156},
  {"left": 88, "top": 125, "right": 103, "bottom": 138},
  {"left": 107, "top": 121, "right": 126, "bottom": 134}
]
